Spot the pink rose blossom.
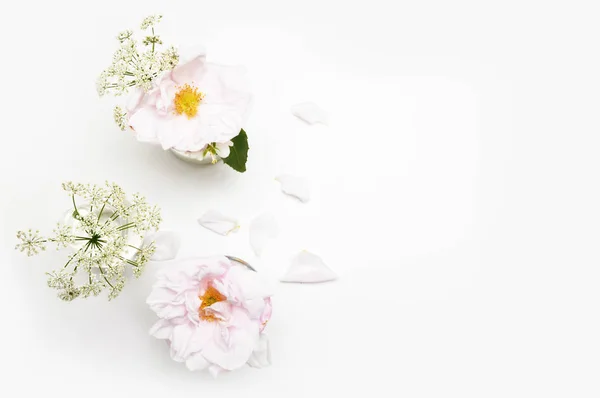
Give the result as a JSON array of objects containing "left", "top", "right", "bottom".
[
  {"left": 126, "top": 53, "right": 251, "bottom": 154},
  {"left": 147, "top": 256, "right": 272, "bottom": 376}
]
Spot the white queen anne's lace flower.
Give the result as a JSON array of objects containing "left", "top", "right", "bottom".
[
  {"left": 96, "top": 15, "right": 179, "bottom": 99},
  {"left": 147, "top": 256, "right": 273, "bottom": 376},
  {"left": 15, "top": 182, "right": 162, "bottom": 301}
]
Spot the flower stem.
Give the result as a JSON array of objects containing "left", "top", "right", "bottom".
[
  {"left": 98, "top": 265, "right": 114, "bottom": 288},
  {"left": 152, "top": 27, "right": 155, "bottom": 53},
  {"left": 72, "top": 195, "right": 80, "bottom": 219},
  {"left": 97, "top": 193, "right": 114, "bottom": 221},
  {"left": 118, "top": 255, "right": 139, "bottom": 267},
  {"left": 117, "top": 222, "right": 135, "bottom": 231}
]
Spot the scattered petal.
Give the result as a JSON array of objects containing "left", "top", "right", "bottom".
[
  {"left": 291, "top": 102, "right": 328, "bottom": 125},
  {"left": 249, "top": 213, "right": 279, "bottom": 257},
  {"left": 280, "top": 251, "right": 337, "bottom": 283},
  {"left": 275, "top": 174, "right": 310, "bottom": 203},
  {"left": 198, "top": 210, "right": 240, "bottom": 236},
  {"left": 144, "top": 231, "right": 181, "bottom": 261}
]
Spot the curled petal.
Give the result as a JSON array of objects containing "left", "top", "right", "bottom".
[
  {"left": 249, "top": 212, "right": 279, "bottom": 257},
  {"left": 144, "top": 230, "right": 181, "bottom": 261},
  {"left": 291, "top": 102, "right": 328, "bottom": 125},
  {"left": 280, "top": 250, "right": 337, "bottom": 283},
  {"left": 275, "top": 174, "right": 310, "bottom": 203},
  {"left": 198, "top": 210, "right": 240, "bottom": 236}
]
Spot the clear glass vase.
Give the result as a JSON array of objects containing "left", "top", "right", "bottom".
[{"left": 170, "top": 148, "right": 220, "bottom": 165}]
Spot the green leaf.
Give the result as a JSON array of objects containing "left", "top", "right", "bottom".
[{"left": 223, "top": 129, "right": 249, "bottom": 173}]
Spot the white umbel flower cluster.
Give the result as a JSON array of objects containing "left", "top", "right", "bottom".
[
  {"left": 96, "top": 14, "right": 179, "bottom": 98},
  {"left": 15, "top": 182, "right": 162, "bottom": 301}
]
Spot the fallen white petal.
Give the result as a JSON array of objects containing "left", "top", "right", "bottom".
[
  {"left": 198, "top": 210, "right": 240, "bottom": 236},
  {"left": 291, "top": 102, "right": 328, "bottom": 125},
  {"left": 275, "top": 174, "right": 310, "bottom": 203},
  {"left": 280, "top": 250, "right": 337, "bottom": 283},
  {"left": 249, "top": 213, "right": 279, "bottom": 257},
  {"left": 144, "top": 231, "right": 181, "bottom": 261},
  {"left": 247, "top": 334, "right": 271, "bottom": 368}
]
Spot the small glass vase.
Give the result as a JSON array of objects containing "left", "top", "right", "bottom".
[
  {"left": 170, "top": 148, "right": 220, "bottom": 165},
  {"left": 61, "top": 201, "right": 143, "bottom": 264}
]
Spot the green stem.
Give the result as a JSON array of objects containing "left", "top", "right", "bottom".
[
  {"left": 103, "top": 204, "right": 132, "bottom": 227},
  {"left": 98, "top": 265, "right": 114, "bottom": 288},
  {"left": 72, "top": 195, "right": 80, "bottom": 219},
  {"left": 62, "top": 254, "right": 75, "bottom": 269},
  {"left": 118, "top": 255, "right": 139, "bottom": 267},
  {"left": 152, "top": 27, "right": 155, "bottom": 53},
  {"left": 117, "top": 222, "right": 136, "bottom": 231},
  {"left": 97, "top": 193, "right": 115, "bottom": 221},
  {"left": 63, "top": 243, "right": 89, "bottom": 271}
]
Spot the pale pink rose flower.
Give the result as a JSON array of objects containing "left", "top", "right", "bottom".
[
  {"left": 147, "top": 256, "right": 273, "bottom": 376},
  {"left": 126, "top": 54, "right": 251, "bottom": 154}
]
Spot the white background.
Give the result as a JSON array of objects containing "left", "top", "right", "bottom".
[{"left": 1, "top": 0, "right": 599, "bottom": 396}]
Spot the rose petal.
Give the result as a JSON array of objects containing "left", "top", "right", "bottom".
[
  {"left": 172, "top": 53, "right": 207, "bottom": 84},
  {"left": 149, "top": 319, "right": 173, "bottom": 340},
  {"left": 208, "top": 364, "right": 226, "bottom": 378},
  {"left": 247, "top": 333, "right": 271, "bottom": 368},
  {"left": 170, "top": 323, "right": 195, "bottom": 361},
  {"left": 146, "top": 286, "right": 178, "bottom": 306},
  {"left": 185, "top": 352, "right": 210, "bottom": 371},
  {"left": 128, "top": 107, "right": 161, "bottom": 143},
  {"left": 275, "top": 174, "right": 310, "bottom": 203},
  {"left": 155, "top": 304, "right": 186, "bottom": 320},
  {"left": 198, "top": 210, "right": 240, "bottom": 236},
  {"left": 187, "top": 322, "right": 216, "bottom": 354},
  {"left": 144, "top": 231, "right": 181, "bottom": 261},
  {"left": 227, "top": 265, "right": 275, "bottom": 301},
  {"left": 291, "top": 102, "right": 328, "bottom": 125},
  {"left": 126, "top": 87, "right": 144, "bottom": 112},
  {"left": 249, "top": 212, "right": 279, "bottom": 257},
  {"left": 215, "top": 141, "right": 233, "bottom": 159},
  {"left": 156, "top": 114, "right": 200, "bottom": 150},
  {"left": 201, "top": 326, "right": 258, "bottom": 371},
  {"left": 280, "top": 250, "right": 338, "bottom": 283}
]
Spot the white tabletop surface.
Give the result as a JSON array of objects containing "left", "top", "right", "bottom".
[{"left": 1, "top": 0, "right": 599, "bottom": 396}]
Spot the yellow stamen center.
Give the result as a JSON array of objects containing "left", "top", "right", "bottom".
[
  {"left": 199, "top": 285, "right": 226, "bottom": 322},
  {"left": 174, "top": 84, "right": 205, "bottom": 119}
]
